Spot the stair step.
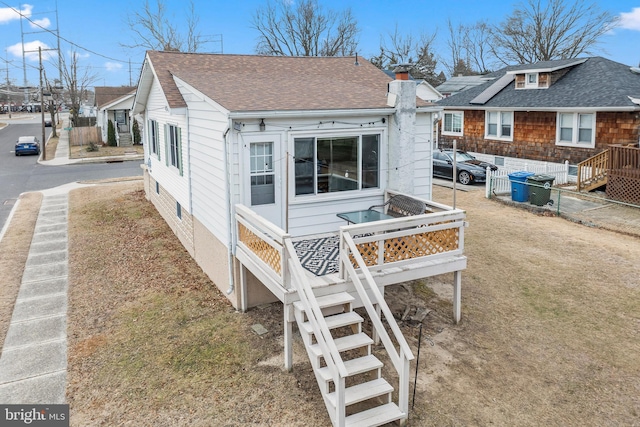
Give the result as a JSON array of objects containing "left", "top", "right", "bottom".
[
  {"left": 294, "top": 292, "right": 354, "bottom": 312},
  {"left": 326, "top": 378, "right": 393, "bottom": 408},
  {"left": 317, "top": 355, "right": 382, "bottom": 383},
  {"left": 310, "top": 333, "right": 372, "bottom": 359},
  {"left": 300, "top": 311, "right": 363, "bottom": 335},
  {"left": 345, "top": 402, "right": 405, "bottom": 427}
]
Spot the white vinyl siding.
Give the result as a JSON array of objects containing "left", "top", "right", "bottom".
[
  {"left": 144, "top": 78, "right": 190, "bottom": 213},
  {"left": 485, "top": 111, "right": 513, "bottom": 141},
  {"left": 442, "top": 111, "right": 463, "bottom": 136},
  {"left": 556, "top": 112, "right": 595, "bottom": 148}
]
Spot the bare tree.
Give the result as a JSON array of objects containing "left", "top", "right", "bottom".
[
  {"left": 370, "top": 26, "right": 443, "bottom": 86},
  {"left": 123, "top": 0, "right": 205, "bottom": 52},
  {"left": 251, "top": 0, "right": 359, "bottom": 56},
  {"left": 58, "top": 50, "right": 99, "bottom": 124},
  {"left": 445, "top": 20, "right": 493, "bottom": 76},
  {"left": 491, "top": 0, "right": 619, "bottom": 65}
]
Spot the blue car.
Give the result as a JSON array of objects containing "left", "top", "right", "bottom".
[{"left": 15, "top": 136, "right": 41, "bottom": 156}]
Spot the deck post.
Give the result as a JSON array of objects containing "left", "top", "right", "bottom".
[
  {"left": 239, "top": 264, "right": 248, "bottom": 312},
  {"left": 453, "top": 270, "right": 462, "bottom": 323},
  {"left": 284, "top": 304, "right": 293, "bottom": 371}
]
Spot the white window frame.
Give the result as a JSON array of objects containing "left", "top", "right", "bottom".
[
  {"left": 165, "top": 124, "right": 183, "bottom": 175},
  {"left": 149, "top": 119, "right": 159, "bottom": 159},
  {"left": 525, "top": 73, "right": 538, "bottom": 88},
  {"left": 556, "top": 112, "right": 596, "bottom": 148},
  {"left": 442, "top": 111, "right": 464, "bottom": 136},
  {"left": 484, "top": 110, "right": 513, "bottom": 141},
  {"left": 291, "top": 129, "right": 384, "bottom": 200}
]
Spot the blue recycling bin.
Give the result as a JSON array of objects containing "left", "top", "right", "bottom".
[{"left": 508, "top": 171, "right": 535, "bottom": 202}]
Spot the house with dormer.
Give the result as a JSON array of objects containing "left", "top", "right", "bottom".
[{"left": 436, "top": 57, "right": 640, "bottom": 166}]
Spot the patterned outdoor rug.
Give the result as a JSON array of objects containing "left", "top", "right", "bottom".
[{"left": 292, "top": 235, "right": 340, "bottom": 276}]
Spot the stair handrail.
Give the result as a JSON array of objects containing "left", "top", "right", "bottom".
[
  {"left": 339, "top": 230, "right": 415, "bottom": 417},
  {"left": 284, "top": 240, "right": 349, "bottom": 383},
  {"left": 577, "top": 149, "right": 609, "bottom": 191}
]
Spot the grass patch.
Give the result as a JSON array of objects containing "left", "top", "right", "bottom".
[{"left": 69, "top": 143, "right": 143, "bottom": 159}]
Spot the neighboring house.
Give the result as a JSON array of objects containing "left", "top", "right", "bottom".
[
  {"left": 435, "top": 74, "right": 494, "bottom": 98},
  {"left": 95, "top": 86, "right": 137, "bottom": 145},
  {"left": 416, "top": 79, "right": 443, "bottom": 102},
  {"left": 436, "top": 57, "right": 640, "bottom": 166},
  {"left": 133, "top": 51, "right": 468, "bottom": 426}
]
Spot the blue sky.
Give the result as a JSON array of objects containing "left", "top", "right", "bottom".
[{"left": 1, "top": 0, "right": 639, "bottom": 88}]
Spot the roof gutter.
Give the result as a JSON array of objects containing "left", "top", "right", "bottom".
[{"left": 229, "top": 108, "right": 394, "bottom": 120}]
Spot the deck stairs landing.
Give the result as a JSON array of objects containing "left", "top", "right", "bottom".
[{"left": 293, "top": 292, "right": 405, "bottom": 427}]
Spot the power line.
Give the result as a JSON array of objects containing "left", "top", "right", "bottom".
[{"left": 1, "top": 1, "right": 139, "bottom": 65}]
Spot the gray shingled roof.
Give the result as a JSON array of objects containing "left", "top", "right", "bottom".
[
  {"left": 144, "top": 51, "right": 431, "bottom": 113},
  {"left": 437, "top": 57, "right": 640, "bottom": 110}
]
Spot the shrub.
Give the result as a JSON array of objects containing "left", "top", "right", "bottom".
[
  {"left": 132, "top": 120, "right": 141, "bottom": 145},
  {"left": 86, "top": 141, "right": 99, "bottom": 152},
  {"left": 107, "top": 120, "right": 117, "bottom": 147}
]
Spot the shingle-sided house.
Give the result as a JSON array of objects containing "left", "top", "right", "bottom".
[
  {"left": 132, "top": 51, "right": 469, "bottom": 426},
  {"left": 95, "top": 86, "right": 137, "bottom": 145},
  {"left": 436, "top": 57, "right": 640, "bottom": 166}
]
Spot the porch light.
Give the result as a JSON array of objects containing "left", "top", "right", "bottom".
[{"left": 259, "top": 119, "right": 265, "bottom": 131}]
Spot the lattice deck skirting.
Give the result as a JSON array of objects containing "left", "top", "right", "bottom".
[{"left": 606, "top": 173, "right": 640, "bottom": 205}]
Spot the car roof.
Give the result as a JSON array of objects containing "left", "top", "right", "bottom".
[{"left": 18, "top": 136, "right": 37, "bottom": 141}]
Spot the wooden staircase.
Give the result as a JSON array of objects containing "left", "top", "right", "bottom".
[
  {"left": 577, "top": 149, "right": 608, "bottom": 192},
  {"left": 294, "top": 292, "right": 405, "bottom": 427}
]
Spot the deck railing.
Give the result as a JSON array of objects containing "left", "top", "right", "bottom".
[
  {"left": 340, "top": 231, "right": 415, "bottom": 420},
  {"left": 577, "top": 150, "right": 609, "bottom": 192},
  {"left": 338, "top": 209, "right": 467, "bottom": 279}
]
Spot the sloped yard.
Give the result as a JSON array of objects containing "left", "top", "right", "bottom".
[{"left": 61, "top": 181, "right": 639, "bottom": 425}]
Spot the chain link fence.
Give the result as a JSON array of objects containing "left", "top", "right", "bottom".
[{"left": 488, "top": 174, "right": 640, "bottom": 238}]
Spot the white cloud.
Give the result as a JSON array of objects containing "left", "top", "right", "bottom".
[
  {"left": 105, "top": 62, "right": 123, "bottom": 72},
  {"left": 30, "top": 17, "right": 50, "bottom": 29},
  {"left": 0, "top": 4, "right": 32, "bottom": 24},
  {"left": 620, "top": 7, "right": 640, "bottom": 31},
  {"left": 7, "top": 40, "right": 57, "bottom": 61}
]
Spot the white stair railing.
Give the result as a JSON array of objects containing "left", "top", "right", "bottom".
[
  {"left": 283, "top": 239, "right": 349, "bottom": 426},
  {"left": 339, "top": 231, "right": 415, "bottom": 419}
]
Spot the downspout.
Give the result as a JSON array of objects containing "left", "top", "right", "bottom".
[{"left": 223, "top": 124, "right": 235, "bottom": 295}]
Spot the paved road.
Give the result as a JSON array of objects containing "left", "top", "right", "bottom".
[{"left": 0, "top": 118, "right": 142, "bottom": 231}]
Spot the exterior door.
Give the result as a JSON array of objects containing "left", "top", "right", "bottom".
[{"left": 244, "top": 135, "right": 283, "bottom": 228}]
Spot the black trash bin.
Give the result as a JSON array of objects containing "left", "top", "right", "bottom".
[{"left": 526, "top": 174, "right": 555, "bottom": 206}]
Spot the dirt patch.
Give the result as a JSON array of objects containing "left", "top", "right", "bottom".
[
  {"left": 0, "top": 192, "right": 42, "bottom": 352},
  {"left": 4, "top": 180, "right": 633, "bottom": 426},
  {"left": 69, "top": 143, "right": 143, "bottom": 159}
]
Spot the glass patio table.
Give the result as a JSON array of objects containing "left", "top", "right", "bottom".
[{"left": 336, "top": 209, "right": 396, "bottom": 224}]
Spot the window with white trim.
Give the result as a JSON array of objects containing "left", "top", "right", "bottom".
[
  {"left": 442, "top": 111, "right": 463, "bottom": 136},
  {"left": 485, "top": 111, "right": 513, "bottom": 141},
  {"left": 149, "top": 120, "right": 159, "bottom": 158},
  {"left": 165, "top": 124, "right": 182, "bottom": 174},
  {"left": 294, "top": 134, "right": 379, "bottom": 196},
  {"left": 525, "top": 73, "right": 538, "bottom": 88},
  {"left": 557, "top": 113, "right": 595, "bottom": 147}
]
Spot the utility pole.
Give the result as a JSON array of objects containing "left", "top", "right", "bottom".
[{"left": 39, "top": 47, "right": 46, "bottom": 160}]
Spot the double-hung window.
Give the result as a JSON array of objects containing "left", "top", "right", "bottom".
[
  {"left": 166, "top": 124, "right": 183, "bottom": 174},
  {"left": 442, "top": 111, "right": 463, "bottom": 136},
  {"left": 294, "top": 134, "right": 380, "bottom": 196},
  {"left": 149, "top": 120, "right": 159, "bottom": 158},
  {"left": 557, "top": 113, "right": 595, "bottom": 147},
  {"left": 485, "top": 111, "right": 513, "bottom": 141}
]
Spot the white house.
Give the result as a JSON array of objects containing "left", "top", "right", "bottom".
[
  {"left": 132, "top": 51, "right": 467, "bottom": 426},
  {"left": 95, "top": 86, "right": 137, "bottom": 145}
]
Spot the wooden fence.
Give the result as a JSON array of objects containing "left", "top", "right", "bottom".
[{"left": 69, "top": 127, "right": 102, "bottom": 146}]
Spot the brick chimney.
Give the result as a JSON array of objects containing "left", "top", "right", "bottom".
[{"left": 387, "top": 64, "right": 417, "bottom": 194}]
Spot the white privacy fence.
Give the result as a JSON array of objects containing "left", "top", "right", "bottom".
[{"left": 482, "top": 160, "right": 572, "bottom": 198}]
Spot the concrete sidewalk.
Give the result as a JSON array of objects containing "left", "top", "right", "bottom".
[{"left": 0, "top": 187, "right": 71, "bottom": 402}]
